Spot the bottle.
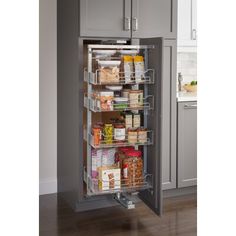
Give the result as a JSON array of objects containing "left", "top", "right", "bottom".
[{"left": 178, "top": 72, "right": 183, "bottom": 92}]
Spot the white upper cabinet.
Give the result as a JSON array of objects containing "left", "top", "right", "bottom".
[{"left": 177, "top": 0, "right": 197, "bottom": 47}]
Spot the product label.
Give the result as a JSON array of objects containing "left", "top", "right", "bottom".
[
  {"left": 114, "top": 128, "right": 125, "bottom": 140},
  {"left": 133, "top": 114, "right": 141, "bottom": 128},
  {"left": 123, "top": 166, "right": 128, "bottom": 178}
]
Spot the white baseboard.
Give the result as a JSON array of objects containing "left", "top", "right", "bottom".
[{"left": 39, "top": 178, "right": 57, "bottom": 195}]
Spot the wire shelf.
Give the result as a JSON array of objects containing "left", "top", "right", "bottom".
[
  {"left": 87, "top": 174, "right": 153, "bottom": 196},
  {"left": 88, "top": 130, "right": 153, "bottom": 149},
  {"left": 84, "top": 69, "right": 155, "bottom": 85},
  {"left": 84, "top": 95, "right": 154, "bottom": 113}
]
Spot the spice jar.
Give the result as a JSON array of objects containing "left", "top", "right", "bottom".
[
  {"left": 123, "top": 150, "right": 143, "bottom": 187},
  {"left": 137, "top": 127, "right": 147, "bottom": 143},
  {"left": 114, "top": 123, "right": 126, "bottom": 142},
  {"left": 128, "top": 128, "right": 138, "bottom": 144},
  {"left": 103, "top": 124, "right": 113, "bottom": 144},
  {"left": 129, "top": 90, "right": 143, "bottom": 108}
]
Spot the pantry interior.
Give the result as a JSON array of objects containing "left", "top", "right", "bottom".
[{"left": 58, "top": 37, "right": 164, "bottom": 215}]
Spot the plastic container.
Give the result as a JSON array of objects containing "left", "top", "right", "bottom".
[
  {"left": 105, "top": 85, "right": 123, "bottom": 97},
  {"left": 113, "top": 97, "right": 128, "bottom": 110},
  {"left": 98, "top": 60, "right": 121, "bottom": 84},
  {"left": 114, "top": 147, "right": 135, "bottom": 169},
  {"left": 123, "top": 150, "right": 143, "bottom": 187}
]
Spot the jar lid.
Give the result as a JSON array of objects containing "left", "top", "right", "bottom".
[
  {"left": 126, "top": 150, "right": 142, "bottom": 157},
  {"left": 119, "top": 147, "right": 134, "bottom": 153},
  {"left": 128, "top": 128, "right": 137, "bottom": 132}
]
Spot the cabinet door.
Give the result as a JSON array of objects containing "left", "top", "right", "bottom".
[
  {"left": 138, "top": 37, "right": 163, "bottom": 216},
  {"left": 80, "top": 0, "right": 131, "bottom": 37},
  {"left": 177, "top": 0, "right": 197, "bottom": 47},
  {"left": 178, "top": 102, "right": 197, "bottom": 187},
  {"left": 162, "top": 40, "right": 177, "bottom": 190},
  {"left": 132, "top": 0, "right": 177, "bottom": 38}
]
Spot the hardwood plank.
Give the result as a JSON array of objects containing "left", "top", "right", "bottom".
[{"left": 40, "top": 194, "right": 197, "bottom": 236}]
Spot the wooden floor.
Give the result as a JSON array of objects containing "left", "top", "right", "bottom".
[{"left": 40, "top": 193, "right": 197, "bottom": 236}]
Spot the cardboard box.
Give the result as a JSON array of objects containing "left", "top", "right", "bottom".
[{"left": 98, "top": 167, "right": 121, "bottom": 191}]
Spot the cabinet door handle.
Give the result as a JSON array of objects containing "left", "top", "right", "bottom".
[
  {"left": 132, "top": 17, "right": 138, "bottom": 31},
  {"left": 124, "top": 17, "right": 131, "bottom": 31},
  {"left": 192, "top": 29, "right": 197, "bottom": 40},
  {"left": 184, "top": 104, "right": 197, "bottom": 109}
]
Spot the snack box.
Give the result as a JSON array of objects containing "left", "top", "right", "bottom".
[{"left": 98, "top": 166, "right": 121, "bottom": 191}]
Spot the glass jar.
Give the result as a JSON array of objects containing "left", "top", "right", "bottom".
[
  {"left": 128, "top": 128, "right": 138, "bottom": 144},
  {"left": 92, "top": 125, "right": 102, "bottom": 146},
  {"left": 114, "top": 123, "right": 126, "bottom": 142},
  {"left": 137, "top": 127, "right": 147, "bottom": 143},
  {"left": 103, "top": 124, "right": 113, "bottom": 144},
  {"left": 122, "top": 150, "right": 143, "bottom": 187}
]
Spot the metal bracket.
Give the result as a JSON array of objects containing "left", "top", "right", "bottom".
[{"left": 114, "top": 193, "right": 135, "bottom": 209}]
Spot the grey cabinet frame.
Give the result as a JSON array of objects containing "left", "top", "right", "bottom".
[
  {"left": 177, "top": 101, "right": 197, "bottom": 188},
  {"left": 79, "top": 0, "right": 177, "bottom": 39},
  {"left": 58, "top": 0, "right": 177, "bottom": 215},
  {"left": 131, "top": 0, "right": 177, "bottom": 38},
  {"left": 161, "top": 39, "right": 177, "bottom": 190},
  {"left": 80, "top": 0, "right": 132, "bottom": 38}
]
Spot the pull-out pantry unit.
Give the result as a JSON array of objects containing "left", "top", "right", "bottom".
[{"left": 57, "top": 1, "right": 171, "bottom": 217}]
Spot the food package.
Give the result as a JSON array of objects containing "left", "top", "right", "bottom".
[
  {"left": 134, "top": 56, "right": 145, "bottom": 83},
  {"left": 102, "top": 148, "right": 116, "bottom": 166},
  {"left": 123, "top": 55, "right": 134, "bottom": 83},
  {"left": 133, "top": 114, "right": 141, "bottom": 128},
  {"left": 98, "top": 61, "right": 121, "bottom": 84},
  {"left": 125, "top": 113, "right": 133, "bottom": 130},
  {"left": 95, "top": 91, "right": 114, "bottom": 111},
  {"left": 98, "top": 166, "right": 121, "bottom": 190},
  {"left": 91, "top": 149, "right": 102, "bottom": 178}
]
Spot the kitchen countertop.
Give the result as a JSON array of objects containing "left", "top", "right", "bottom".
[{"left": 177, "top": 91, "right": 197, "bottom": 102}]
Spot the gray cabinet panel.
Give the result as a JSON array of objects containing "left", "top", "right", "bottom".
[
  {"left": 178, "top": 102, "right": 197, "bottom": 187},
  {"left": 132, "top": 0, "right": 177, "bottom": 38},
  {"left": 80, "top": 0, "right": 131, "bottom": 37},
  {"left": 139, "top": 37, "right": 163, "bottom": 216},
  {"left": 161, "top": 40, "right": 177, "bottom": 190}
]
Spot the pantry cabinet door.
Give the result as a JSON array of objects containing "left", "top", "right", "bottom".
[
  {"left": 162, "top": 39, "right": 177, "bottom": 190},
  {"left": 138, "top": 37, "right": 163, "bottom": 216},
  {"left": 80, "top": 0, "right": 132, "bottom": 38},
  {"left": 132, "top": 0, "right": 177, "bottom": 38}
]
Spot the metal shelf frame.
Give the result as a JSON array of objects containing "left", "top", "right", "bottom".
[{"left": 85, "top": 44, "right": 155, "bottom": 196}]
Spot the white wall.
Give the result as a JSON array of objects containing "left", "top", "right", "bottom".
[{"left": 39, "top": 0, "right": 57, "bottom": 195}]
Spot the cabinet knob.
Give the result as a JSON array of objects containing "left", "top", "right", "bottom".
[
  {"left": 124, "top": 17, "right": 131, "bottom": 31},
  {"left": 132, "top": 17, "right": 138, "bottom": 31}
]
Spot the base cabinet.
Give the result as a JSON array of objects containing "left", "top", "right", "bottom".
[{"left": 177, "top": 101, "right": 197, "bottom": 187}]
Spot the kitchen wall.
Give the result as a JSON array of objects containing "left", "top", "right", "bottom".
[
  {"left": 177, "top": 51, "right": 197, "bottom": 84},
  {"left": 39, "top": 0, "right": 57, "bottom": 195}
]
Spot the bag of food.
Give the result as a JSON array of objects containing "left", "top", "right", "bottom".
[
  {"left": 98, "top": 61, "right": 121, "bottom": 84},
  {"left": 134, "top": 56, "right": 145, "bottom": 83},
  {"left": 123, "top": 55, "right": 134, "bottom": 83}
]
